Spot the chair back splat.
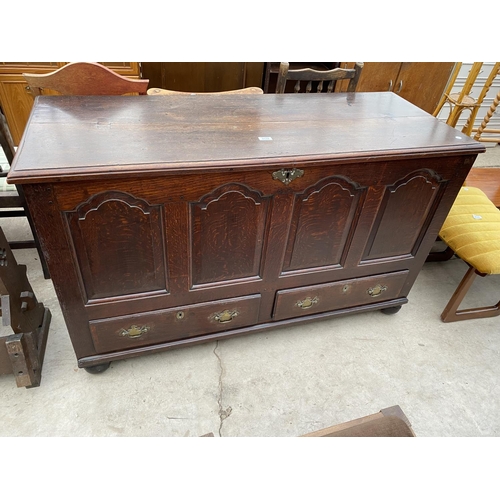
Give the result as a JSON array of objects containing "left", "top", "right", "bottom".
[
  {"left": 23, "top": 62, "right": 149, "bottom": 96},
  {"left": 276, "top": 62, "right": 363, "bottom": 94}
]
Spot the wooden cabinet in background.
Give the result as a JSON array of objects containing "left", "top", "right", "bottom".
[
  {"left": 0, "top": 62, "right": 141, "bottom": 146},
  {"left": 141, "top": 62, "right": 264, "bottom": 93},
  {"left": 336, "top": 62, "right": 456, "bottom": 114}
]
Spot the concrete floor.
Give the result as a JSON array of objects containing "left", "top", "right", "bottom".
[{"left": 1, "top": 146, "right": 500, "bottom": 438}]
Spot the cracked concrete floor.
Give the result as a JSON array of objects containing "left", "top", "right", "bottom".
[{"left": 1, "top": 211, "right": 500, "bottom": 438}]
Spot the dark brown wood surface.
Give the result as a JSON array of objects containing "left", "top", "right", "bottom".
[
  {"left": 9, "top": 92, "right": 485, "bottom": 370},
  {"left": 8, "top": 93, "right": 482, "bottom": 184}
]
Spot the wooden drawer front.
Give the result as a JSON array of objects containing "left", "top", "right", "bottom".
[
  {"left": 90, "top": 294, "right": 261, "bottom": 353},
  {"left": 273, "top": 271, "right": 409, "bottom": 321}
]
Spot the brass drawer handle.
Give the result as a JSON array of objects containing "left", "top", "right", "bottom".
[
  {"left": 120, "top": 325, "right": 149, "bottom": 339},
  {"left": 367, "top": 285, "right": 387, "bottom": 297},
  {"left": 272, "top": 168, "right": 304, "bottom": 185},
  {"left": 296, "top": 296, "right": 319, "bottom": 309},
  {"left": 213, "top": 309, "right": 238, "bottom": 323}
]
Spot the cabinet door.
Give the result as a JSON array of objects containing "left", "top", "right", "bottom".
[
  {"left": 0, "top": 63, "right": 63, "bottom": 145},
  {"left": 0, "top": 75, "right": 36, "bottom": 145},
  {"left": 336, "top": 62, "right": 402, "bottom": 93},
  {"left": 394, "top": 62, "right": 455, "bottom": 114},
  {"left": 337, "top": 62, "right": 455, "bottom": 114}
]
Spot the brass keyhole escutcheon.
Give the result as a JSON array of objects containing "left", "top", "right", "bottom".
[
  {"left": 367, "top": 285, "right": 387, "bottom": 297},
  {"left": 120, "top": 325, "right": 149, "bottom": 339},
  {"left": 296, "top": 296, "right": 319, "bottom": 309},
  {"left": 176, "top": 311, "right": 185, "bottom": 320},
  {"left": 272, "top": 168, "right": 304, "bottom": 185},
  {"left": 213, "top": 309, "right": 238, "bottom": 323}
]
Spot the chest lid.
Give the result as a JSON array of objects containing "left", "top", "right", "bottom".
[{"left": 8, "top": 92, "right": 484, "bottom": 184}]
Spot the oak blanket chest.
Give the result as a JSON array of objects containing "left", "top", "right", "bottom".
[{"left": 7, "top": 92, "right": 485, "bottom": 372}]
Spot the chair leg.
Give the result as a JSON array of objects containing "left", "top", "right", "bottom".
[{"left": 441, "top": 265, "right": 500, "bottom": 322}]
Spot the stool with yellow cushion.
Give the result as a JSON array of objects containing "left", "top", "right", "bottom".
[{"left": 439, "top": 186, "right": 500, "bottom": 322}]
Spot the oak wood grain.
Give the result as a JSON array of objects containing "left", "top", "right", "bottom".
[{"left": 10, "top": 92, "right": 486, "bottom": 368}]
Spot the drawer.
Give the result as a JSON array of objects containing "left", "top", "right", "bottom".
[
  {"left": 90, "top": 294, "right": 261, "bottom": 353},
  {"left": 273, "top": 271, "right": 409, "bottom": 321}
]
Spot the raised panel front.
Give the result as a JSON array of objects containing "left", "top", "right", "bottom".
[
  {"left": 362, "top": 169, "right": 446, "bottom": 262},
  {"left": 190, "top": 183, "right": 270, "bottom": 287},
  {"left": 65, "top": 191, "right": 167, "bottom": 301},
  {"left": 282, "top": 176, "right": 365, "bottom": 273}
]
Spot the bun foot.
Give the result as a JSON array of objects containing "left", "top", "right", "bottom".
[
  {"left": 84, "top": 362, "right": 111, "bottom": 374},
  {"left": 381, "top": 306, "right": 402, "bottom": 315}
]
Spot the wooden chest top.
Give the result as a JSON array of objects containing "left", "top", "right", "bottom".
[{"left": 8, "top": 92, "right": 484, "bottom": 184}]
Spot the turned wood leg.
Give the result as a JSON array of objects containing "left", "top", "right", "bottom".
[{"left": 441, "top": 265, "right": 500, "bottom": 322}]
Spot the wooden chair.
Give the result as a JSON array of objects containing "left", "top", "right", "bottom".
[
  {"left": 275, "top": 62, "right": 363, "bottom": 94},
  {"left": 431, "top": 186, "right": 500, "bottom": 322},
  {"left": 0, "top": 227, "right": 51, "bottom": 388},
  {"left": 147, "top": 87, "right": 263, "bottom": 95},
  {"left": 23, "top": 62, "right": 149, "bottom": 96},
  {"left": 432, "top": 62, "right": 499, "bottom": 136},
  {"left": 472, "top": 87, "right": 500, "bottom": 143},
  {"left": 0, "top": 108, "right": 50, "bottom": 278}
]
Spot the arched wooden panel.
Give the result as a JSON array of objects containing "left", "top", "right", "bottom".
[
  {"left": 283, "top": 176, "right": 365, "bottom": 272},
  {"left": 363, "top": 170, "right": 446, "bottom": 262},
  {"left": 190, "top": 183, "right": 270, "bottom": 286},
  {"left": 66, "top": 191, "right": 166, "bottom": 300}
]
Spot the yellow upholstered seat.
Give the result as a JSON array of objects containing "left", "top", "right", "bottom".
[
  {"left": 439, "top": 186, "right": 500, "bottom": 275},
  {"left": 436, "top": 185, "right": 500, "bottom": 322}
]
